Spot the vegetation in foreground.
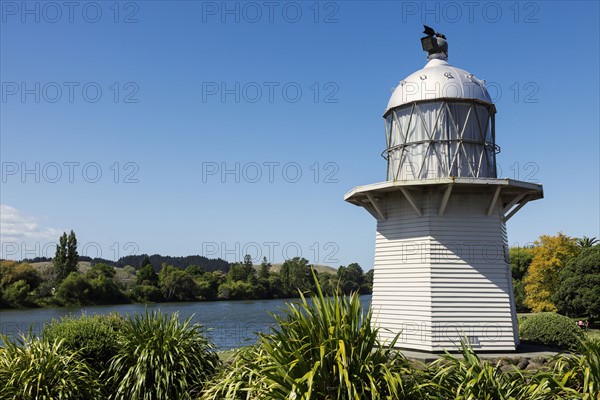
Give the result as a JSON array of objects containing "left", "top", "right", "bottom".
[
  {"left": 201, "top": 277, "right": 600, "bottom": 399},
  {"left": 2, "top": 277, "right": 599, "bottom": 399},
  {"left": 1, "top": 311, "right": 220, "bottom": 400},
  {"left": 202, "top": 280, "right": 412, "bottom": 399},
  {"left": 1, "top": 232, "right": 599, "bottom": 398},
  {"left": 107, "top": 310, "right": 219, "bottom": 400}
]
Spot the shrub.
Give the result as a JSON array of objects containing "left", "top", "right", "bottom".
[
  {"left": 201, "top": 276, "right": 415, "bottom": 399},
  {"left": 107, "top": 310, "right": 220, "bottom": 400},
  {"left": 519, "top": 312, "right": 585, "bottom": 351},
  {"left": 43, "top": 313, "right": 125, "bottom": 371},
  {"left": 0, "top": 335, "right": 102, "bottom": 399}
]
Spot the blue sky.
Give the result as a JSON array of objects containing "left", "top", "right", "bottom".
[{"left": 1, "top": 1, "right": 599, "bottom": 268}]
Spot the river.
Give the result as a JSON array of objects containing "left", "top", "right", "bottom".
[{"left": 0, "top": 295, "right": 372, "bottom": 350}]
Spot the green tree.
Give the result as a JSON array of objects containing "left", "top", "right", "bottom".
[
  {"left": 337, "top": 263, "right": 365, "bottom": 294},
  {"left": 513, "top": 280, "right": 528, "bottom": 313},
  {"left": 577, "top": 236, "right": 598, "bottom": 248},
  {"left": 364, "top": 269, "right": 374, "bottom": 293},
  {"left": 85, "top": 264, "right": 126, "bottom": 304},
  {"left": 2, "top": 280, "right": 31, "bottom": 307},
  {"left": 510, "top": 247, "right": 534, "bottom": 282},
  {"left": 0, "top": 261, "right": 41, "bottom": 290},
  {"left": 54, "top": 231, "right": 79, "bottom": 284},
  {"left": 227, "top": 263, "right": 248, "bottom": 282},
  {"left": 159, "top": 265, "right": 197, "bottom": 302},
  {"left": 243, "top": 254, "right": 255, "bottom": 276},
  {"left": 195, "top": 271, "right": 224, "bottom": 301},
  {"left": 140, "top": 255, "right": 152, "bottom": 268},
  {"left": 88, "top": 274, "right": 126, "bottom": 304},
  {"left": 268, "top": 274, "right": 284, "bottom": 298},
  {"left": 509, "top": 247, "right": 534, "bottom": 312},
  {"left": 131, "top": 284, "right": 162, "bottom": 303},
  {"left": 57, "top": 272, "right": 92, "bottom": 304},
  {"left": 218, "top": 280, "right": 256, "bottom": 300},
  {"left": 317, "top": 272, "right": 335, "bottom": 295},
  {"left": 553, "top": 245, "right": 600, "bottom": 318},
  {"left": 67, "top": 230, "right": 78, "bottom": 272},
  {"left": 186, "top": 264, "right": 204, "bottom": 277},
  {"left": 88, "top": 263, "right": 116, "bottom": 279},
  {"left": 227, "top": 256, "right": 256, "bottom": 283},
  {"left": 254, "top": 257, "right": 272, "bottom": 298},
  {"left": 195, "top": 279, "right": 216, "bottom": 300},
  {"left": 524, "top": 233, "right": 578, "bottom": 312},
  {"left": 258, "top": 257, "right": 271, "bottom": 280},
  {"left": 53, "top": 233, "right": 68, "bottom": 283},
  {"left": 137, "top": 263, "right": 158, "bottom": 286},
  {"left": 280, "top": 257, "right": 312, "bottom": 296}
]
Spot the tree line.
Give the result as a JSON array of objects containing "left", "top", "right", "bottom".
[
  {"left": 2, "top": 230, "right": 597, "bottom": 318},
  {"left": 510, "top": 233, "right": 599, "bottom": 320},
  {"left": 0, "top": 231, "right": 373, "bottom": 308}
]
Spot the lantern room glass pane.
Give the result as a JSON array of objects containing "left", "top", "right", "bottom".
[{"left": 385, "top": 101, "right": 496, "bottom": 180}]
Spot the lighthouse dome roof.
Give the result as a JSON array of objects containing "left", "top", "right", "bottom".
[{"left": 385, "top": 58, "right": 492, "bottom": 114}]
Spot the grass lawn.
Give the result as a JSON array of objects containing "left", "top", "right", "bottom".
[
  {"left": 587, "top": 329, "right": 600, "bottom": 340},
  {"left": 217, "top": 348, "right": 240, "bottom": 363}
]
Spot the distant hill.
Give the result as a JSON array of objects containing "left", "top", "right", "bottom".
[
  {"left": 117, "top": 254, "right": 230, "bottom": 273},
  {"left": 26, "top": 258, "right": 338, "bottom": 276},
  {"left": 29, "top": 261, "right": 138, "bottom": 286},
  {"left": 24, "top": 256, "right": 117, "bottom": 266},
  {"left": 266, "top": 263, "right": 337, "bottom": 275},
  {"left": 30, "top": 261, "right": 94, "bottom": 274}
]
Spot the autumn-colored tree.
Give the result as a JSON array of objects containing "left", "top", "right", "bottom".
[{"left": 524, "top": 233, "right": 578, "bottom": 312}]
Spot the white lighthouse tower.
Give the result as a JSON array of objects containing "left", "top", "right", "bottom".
[{"left": 345, "top": 27, "right": 543, "bottom": 352}]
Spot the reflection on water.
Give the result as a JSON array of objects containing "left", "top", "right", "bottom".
[{"left": 0, "top": 295, "right": 371, "bottom": 350}]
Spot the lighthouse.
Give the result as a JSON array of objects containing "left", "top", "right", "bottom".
[{"left": 345, "top": 27, "right": 543, "bottom": 352}]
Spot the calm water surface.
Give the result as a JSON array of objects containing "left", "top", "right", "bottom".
[{"left": 0, "top": 295, "right": 371, "bottom": 350}]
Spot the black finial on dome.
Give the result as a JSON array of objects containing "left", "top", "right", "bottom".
[
  {"left": 423, "top": 25, "right": 435, "bottom": 36},
  {"left": 421, "top": 25, "right": 448, "bottom": 60}
]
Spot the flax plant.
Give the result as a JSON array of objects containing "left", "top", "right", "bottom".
[
  {"left": 0, "top": 335, "right": 102, "bottom": 400},
  {"left": 552, "top": 339, "right": 600, "bottom": 399},
  {"left": 107, "top": 310, "right": 220, "bottom": 400},
  {"left": 201, "top": 275, "right": 417, "bottom": 399}
]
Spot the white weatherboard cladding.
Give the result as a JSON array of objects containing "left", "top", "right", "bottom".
[{"left": 370, "top": 189, "right": 518, "bottom": 351}]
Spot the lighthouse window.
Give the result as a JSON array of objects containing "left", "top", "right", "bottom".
[{"left": 385, "top": 101, "right": 496, "bottom": 179}]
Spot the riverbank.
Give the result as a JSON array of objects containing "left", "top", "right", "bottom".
[{"left": 0, "top": 294, "right": 373, "bottom": 350}]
